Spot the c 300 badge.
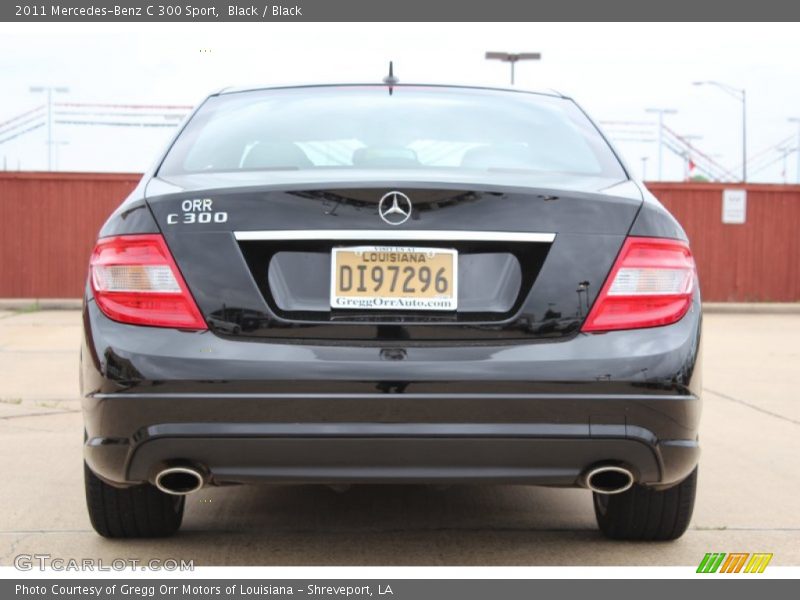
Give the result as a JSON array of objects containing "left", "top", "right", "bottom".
[{"left": 166, "top": 198, "right": 228, "bottom": 225}]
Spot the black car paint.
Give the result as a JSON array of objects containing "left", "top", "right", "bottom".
[
  {"left": 82, "top": 289, "right": 701, "bottom": 489},
  {"left": 83, "top": 85, "right": 700, "bottom": 492}
]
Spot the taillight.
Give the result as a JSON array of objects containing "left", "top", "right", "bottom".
[
  {"left": 89, "top": 234, "right": 207, "bottom": 330},
  {"left": 582, "top": 237, "right": 696, "bottom": 332}
]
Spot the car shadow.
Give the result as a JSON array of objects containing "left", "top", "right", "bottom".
[
  {"left": 125, "top": 483, "right": 609, "bottom": 565},
  {"left": 74, "top": 483, "right": 704, "bottom": 565}
]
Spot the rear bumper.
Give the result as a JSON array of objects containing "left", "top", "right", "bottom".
[
  {"left": 88, "top": 420, "right": 699, "bottom": 489},
  {"left": 81, "top": 299, "right": 702, "bottom": 489}
]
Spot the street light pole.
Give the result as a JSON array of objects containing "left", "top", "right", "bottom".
[
  {"left": 485, "top": 52, "right": 541, "bottom": 85},
  {"left": 742, "top": 88, "right": 747, "bottom": 182},
  {"left": 693, "top": 81, "right": 747, "bottom": 182},
  {"left": 645, "top": 107, "right": 678, "bottom": 180},
  {"left": 29, "top": 85, "right": 69, "bottom": 171},
  {"left": 789, "top": 118, "right": 800, "bottom": 184}
]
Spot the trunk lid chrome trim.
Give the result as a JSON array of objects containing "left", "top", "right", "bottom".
[{"left": 234, "top": 230, "right": 556, "bottom": 243}]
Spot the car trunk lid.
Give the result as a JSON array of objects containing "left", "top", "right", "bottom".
[{"left": 145, "top": 175, "right": 642, "bottom": 342}]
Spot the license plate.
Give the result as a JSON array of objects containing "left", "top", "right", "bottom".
[{"left": 330, "top": 246, "right": 458, "bottom": 311}]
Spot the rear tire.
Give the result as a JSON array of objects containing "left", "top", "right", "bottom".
[
  {"left": 84, "top": 462, "right": 184, "bottom": 538},
  {"left": 593, "top": 467, "right": 697, "bottom": 541}
]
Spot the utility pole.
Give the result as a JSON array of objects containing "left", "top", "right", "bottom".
[
  {"left": 29, "top": 85, "right": 69, "bottom": 170},
  {"left": 694, "top": 81, "right": 747, "bottom": 182},
  {"left": 645, "top": 108, "right": 677, "bottom": 180},
  {"left": 789, "top": 118, "right": 800, "bottom": 184},
  {"left": 485, "top": 52, "right": 541, "bottom": 85}
]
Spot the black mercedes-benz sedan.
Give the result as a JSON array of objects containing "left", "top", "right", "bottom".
[{"left": 81, "top": 83, "right": 701, "bottom": 541}]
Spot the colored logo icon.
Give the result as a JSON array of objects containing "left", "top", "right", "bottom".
[{"left": 697, "top": 553, "right": 773, "bottom": 573}]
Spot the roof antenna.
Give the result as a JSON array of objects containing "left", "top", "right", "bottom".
[{"left": 383, "top": 61, "right": 399, "bottom": 95}]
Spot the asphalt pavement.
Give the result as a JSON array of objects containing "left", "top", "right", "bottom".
[{"left": 0, "top": 309, "right": 798, "bottom": 566}]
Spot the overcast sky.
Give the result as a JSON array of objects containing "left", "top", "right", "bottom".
[{"left": 0, "top": 22, "right": 798, "bottom": 182}]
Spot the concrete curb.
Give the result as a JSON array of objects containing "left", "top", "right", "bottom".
[
  {"left": 0, "top": 299, "right": 82, "bottom": 311},
  {"left": 702, "top": 303, "right": 800, "bottom": 314},
  {"left": 1, "top": 299, "right": 799, "bottom": 314}
]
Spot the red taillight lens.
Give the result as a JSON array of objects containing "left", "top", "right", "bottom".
[
  {"left": 582, "top": 237, "right": 696, "bottom": 332},
  {"left": 89, "top": 234, "right": 207, "bottom": 330}
]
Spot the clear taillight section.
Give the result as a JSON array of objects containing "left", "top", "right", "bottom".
[
  {"left": 89, "top": 234, "right": 207, "bottom": 330},
  {"left": 582, "top": 237, "right": 696, "bottom": 332},
  {"left": 92, "top": 264, "right": 182, "bottom": 293}
]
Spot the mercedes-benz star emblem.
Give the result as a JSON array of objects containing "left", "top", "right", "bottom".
[{"left": 378, "top": 191, "right": 412, "bottom": 225}]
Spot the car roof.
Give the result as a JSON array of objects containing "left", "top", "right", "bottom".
[{"left": 214, "top": 83, "right": 569, "bottom": 100}]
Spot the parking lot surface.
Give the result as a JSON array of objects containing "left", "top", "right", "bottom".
[{"left": 1, "top": 309, "right": 798, "bottom": 566}]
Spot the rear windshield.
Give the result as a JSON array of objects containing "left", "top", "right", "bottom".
[{"left": 158, "top": 86, "right": 626, "bottom": 179}]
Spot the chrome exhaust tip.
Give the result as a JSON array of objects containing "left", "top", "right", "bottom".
[
  {"left": 154, "top": 466, "right": 205, "bottom": 496},
  {"left": 583, "top": 465, "right": 635, "bottom": 495}
]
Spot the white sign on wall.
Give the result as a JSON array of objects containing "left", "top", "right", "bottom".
[{"left": 722, "top": 189, "right": 747, "bottom": 224}]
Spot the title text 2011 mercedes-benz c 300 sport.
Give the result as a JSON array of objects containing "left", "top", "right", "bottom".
[{"left": 82, "top": 84, "right": 701, "bottom": 540}]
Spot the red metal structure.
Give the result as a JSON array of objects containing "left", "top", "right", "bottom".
[
  {"left": 0, "top": 173, "right": 798, "bottom": 301},
  {"left": 0, "top": 172, "right": 139, "bottom": 298},
  {"left": 652, "top": 182, "right": 800, "bottom": 302}
]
